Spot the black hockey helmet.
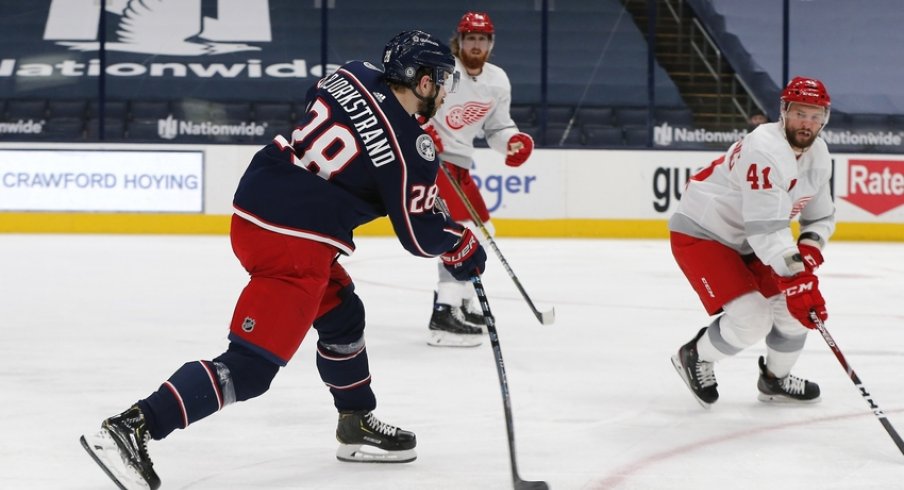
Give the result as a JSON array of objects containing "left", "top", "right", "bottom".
[{"left": 382, "top": 30, "right": 457, "bottom": 91}]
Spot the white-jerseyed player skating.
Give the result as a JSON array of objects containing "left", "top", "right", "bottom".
[
  {"left": 421, "top": 11, "right": 535, "bottom": 347},
  {"left": 669, "top": 77, "right": 834, "bottom": 407}
]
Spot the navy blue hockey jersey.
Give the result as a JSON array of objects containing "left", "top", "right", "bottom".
[{"left": 233, "top": 61, "right": 463, "bottom": 257}]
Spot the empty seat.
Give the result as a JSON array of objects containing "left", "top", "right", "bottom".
[
  {"left": 623, "top": 126, "right": 651, "bottom": 147},
  {"left": 88, "top": 100, "right": 128, "bottom": 120},
  {"left": 173, "top": 99, "right": 213, "bottom": 120},
  {"left": 129, "top": 100, "right": 172, "bottom": 120},
  {"left": 6, "top": 99, "right": 47, "bottom": 120},
  {"left": 42, "top": 118, "right": 85, "bottom": 141},
  {"left": 126, "top": 119, "right": 163, "bottom": 141},
  {"left": 655, "top": 107, "right": 694, "bottom": 126},
  {"left": 615, "top": 107, "right": 650, "bottom": 127},
  {"left": 576, "top": 106, "right": 614, "bottom": 126},
  {"left": 545, "top": 125, "right": 584, "bottom": 147},
  {"left": 254, "top": 102, "right": 293, "bottom": 122},
  {"left": 48, "top": 99, "right": 87, "bottom": 119},
  {"left": 85, "top": 118, "right": 126, "bottom": 141},
  {"left": 540, "top": 105, "right": 576, "bottom": 125},
  {"left": 510, "top": 104, "right": 535, "bottom": 127},
  {"left": 583, "top": 124, "right": 623, "bottom": 147},
  {"left": 210, "top": 102, "right": 252, "bottom": 123}
]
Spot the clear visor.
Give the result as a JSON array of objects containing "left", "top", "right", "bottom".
[
  {"left": 781, "top": 101, "right": 830, "bottom": 127},
  {"left": 439, "top": 69, "right": 460, "bottom": 94}
]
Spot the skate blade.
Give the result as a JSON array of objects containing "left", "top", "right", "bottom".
[
  {"left": 427, "top": 330, "right": 482, "bottom": 348},
  {"left": 80, "top": 431, "right": 153, "bottom": 490},
  {"left": 757, "top": 393, "right": 821, "bottom": 404},
  {"left": 336, "top": 443, "right": 417, "bottom": 463},
  {"left": 670, "top": 355, "right": 713, "bottom": 409}
]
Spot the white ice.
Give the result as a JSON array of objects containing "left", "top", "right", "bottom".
[{"left": 2, "top": 234, "right": 903, "bottom": 489}]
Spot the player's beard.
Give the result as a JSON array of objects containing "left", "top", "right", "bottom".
[
  {"left": 460, "top": 49, "right": 488, "bottom": 73},
  {"left": 417, "top": 91, "right": 441, "bottom": 119},
  {"left": 785, "top": 125, "right": 818, "bottom": 150}
]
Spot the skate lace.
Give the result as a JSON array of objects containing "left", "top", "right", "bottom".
[
  {"left": 364, "top": 412, "right": 398, "bottom": 437},
  {"left": 780, "top": 375, "right": 807, "bottom": 395},
  {"left": 451, "top": 306, "right": 468, "bottom": 323},
  {"left": 696, "top": 361, "right": 717, "bottom": 388}
]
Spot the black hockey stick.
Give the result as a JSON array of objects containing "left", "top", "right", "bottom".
[
  {"left": 440, "top": 164, "right": 555, "bottom": 325},
  {"left": 810, "top": 311, "right": 904, "bottom": 456},
  {"left": 471, "top": 274, "right": 549, "bottom": 490}
]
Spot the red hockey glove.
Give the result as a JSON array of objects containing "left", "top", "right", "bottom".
[
  {"left": 441, "top": 228, "right": 487, "bottom": 281},
  {"left": 777, "top": 271, "right": 827, "bottom": 329},
  {"left": 505, "top": 132, "right": 534, "bottom": 167},
  {"left": 423, "top": 124, "right": 444, "bottom": 154},
  {"left": 797, "top": 242, "right": 824, "bottom": 273}
]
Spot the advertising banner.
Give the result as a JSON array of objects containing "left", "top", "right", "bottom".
[{"left": 0, "top": 149, "right": 203, "bottom": 212}]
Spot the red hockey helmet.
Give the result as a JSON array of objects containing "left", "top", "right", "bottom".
[
  {"left": 781, "top": 77, "right": 831, "bottom": 108},
  {"left": 457, "top": 12, "right": 495, "bottom": 36}
]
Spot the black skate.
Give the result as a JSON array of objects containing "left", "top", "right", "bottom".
[
  {"left": 757, "top": 356, "right": 821, "bottom": 403},
  {"left": 80, "top": 404, "right": 161, "bottom": 490},
  {"left": 671, "top": 327, "right": 719, "bottom": 408},
  {"left": 427, "top": 303, "right": 483, "bottom": 347},
  {"left": 336, "top": 410, "right": 417, "bottom": 463},
  {"left": 460, "top": 298, "right": 486, "bottom": 326}
]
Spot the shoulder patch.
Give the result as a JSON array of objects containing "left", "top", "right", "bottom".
[{"left": 416, "top": 134, "right": 436, "bottom": 161}]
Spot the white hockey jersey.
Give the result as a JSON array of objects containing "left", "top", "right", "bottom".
[
  {"left": 431, "top": 58, "right": 519, "bottom": 168},
  {"left": 669, "top": 122, "right": 836, "bottom": 277}
]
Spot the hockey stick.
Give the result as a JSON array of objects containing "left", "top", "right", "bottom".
[
  {"left": 810, "top": 311, "right": 904, "bottom": 456},
  {"left": 440, "top": 164, "right": 555, "bottom": 325},
  {"left": 471, "top": 274, "right": 549, "bottom": 490}
]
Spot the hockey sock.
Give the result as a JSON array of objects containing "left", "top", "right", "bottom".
[
  {"left": 316, "top": 337, "right": 376, "bottom": 412},
  {"left": 140, "top": 346, "right": 279, "bottom": 440}
]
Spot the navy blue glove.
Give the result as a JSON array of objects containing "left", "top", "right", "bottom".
[{"left": 441, "top": 228, "right": 487, "bottom": 281}]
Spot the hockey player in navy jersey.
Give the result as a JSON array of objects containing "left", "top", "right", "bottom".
[{"left": 80, "top": 30, "right": 485, "bottom": 489}]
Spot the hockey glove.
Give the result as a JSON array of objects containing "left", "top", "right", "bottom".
[
  {"left": 423, "top": 124, "right": 444, "bottom": 154},
  {"left": 505, "top": 132, "right": 534, "bottom": 167},
  {"left": 441, "top": 228, "right": 487, "bottom": 281},
  {"left": 777, "top": 271, "right": 827, "bottom": 329},
  {"left": 797, "top": 236, "right": 824, "bottom": 273}
]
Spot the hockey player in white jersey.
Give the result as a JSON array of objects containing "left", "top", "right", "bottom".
[
  {"left": 422, "top": 11, "right": 535, "bottom": 347},
  {"left": 669, "top": 77, "right": 834, "bottom": 407}
]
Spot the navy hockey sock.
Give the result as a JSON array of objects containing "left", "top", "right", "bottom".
[
  {"left": 140, "top": 346, "right": 279, "bottom": 440},
  {"left": 316, "top": 340, "right": 376, "bottom": 412}
]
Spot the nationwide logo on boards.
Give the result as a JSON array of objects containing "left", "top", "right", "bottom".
[
  {"left": 0, "top": 0, "right": 335, "bottom": 81},
  {"left": 157, "top": 115, "right": 268, "bottom": 140},
  {"left": 842, "top": 159, "right": 904, "bottom": 215},
  {"left": 653, "top": 122, "right": 746, "bottom": 147}
]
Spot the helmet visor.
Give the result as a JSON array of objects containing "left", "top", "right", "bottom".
[{"left": 439, "top": 69, "right": 460, "bottom": 94}]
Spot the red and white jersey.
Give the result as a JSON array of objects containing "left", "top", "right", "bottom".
[
  {"left": 431, "top": 57, "right": 519, "bottom": 168},
  {"left": 669, "top": 122, "right": 836, "bottom": 276}
]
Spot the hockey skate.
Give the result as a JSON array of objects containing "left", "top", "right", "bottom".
[
  {"left": 460, "top": 298, "right": 486, "bottom": 326},
  {"left": 80, "top": 404, "right": 161, "bottom": 490},
  {"left": 671, "top": 327, "right": 719, "bottom": 408},
  {"left": 757, "top": 356, "right": 821, "bottom": 403},
  {"left": 335, "top": 410, "right": 417, "bottom": 463},
  {"left": 427, "top": 303, "right": 483, "bottom": 347}
]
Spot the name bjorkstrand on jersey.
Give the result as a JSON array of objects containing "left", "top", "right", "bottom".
[{"left": 318, "top": 71, "right": 395, "bottom": 167}]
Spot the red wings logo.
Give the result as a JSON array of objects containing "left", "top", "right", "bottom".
[{"left": 445, "top": 102, "right": 492, "bottom": 130}]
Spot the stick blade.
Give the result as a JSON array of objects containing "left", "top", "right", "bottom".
[
  {"left": 536, "top": 307, "right": 555, "bottom": 326},
  {"left": 515, "top": 479, "right": 549, "bottom": 490}
]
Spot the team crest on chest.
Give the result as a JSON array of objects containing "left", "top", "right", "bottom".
[
  {"left": 416, "top": 134, "right": 436, "bottom": 161},
  {"left": 445, "top": 101, "right": 492, "bottom": 130}
]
